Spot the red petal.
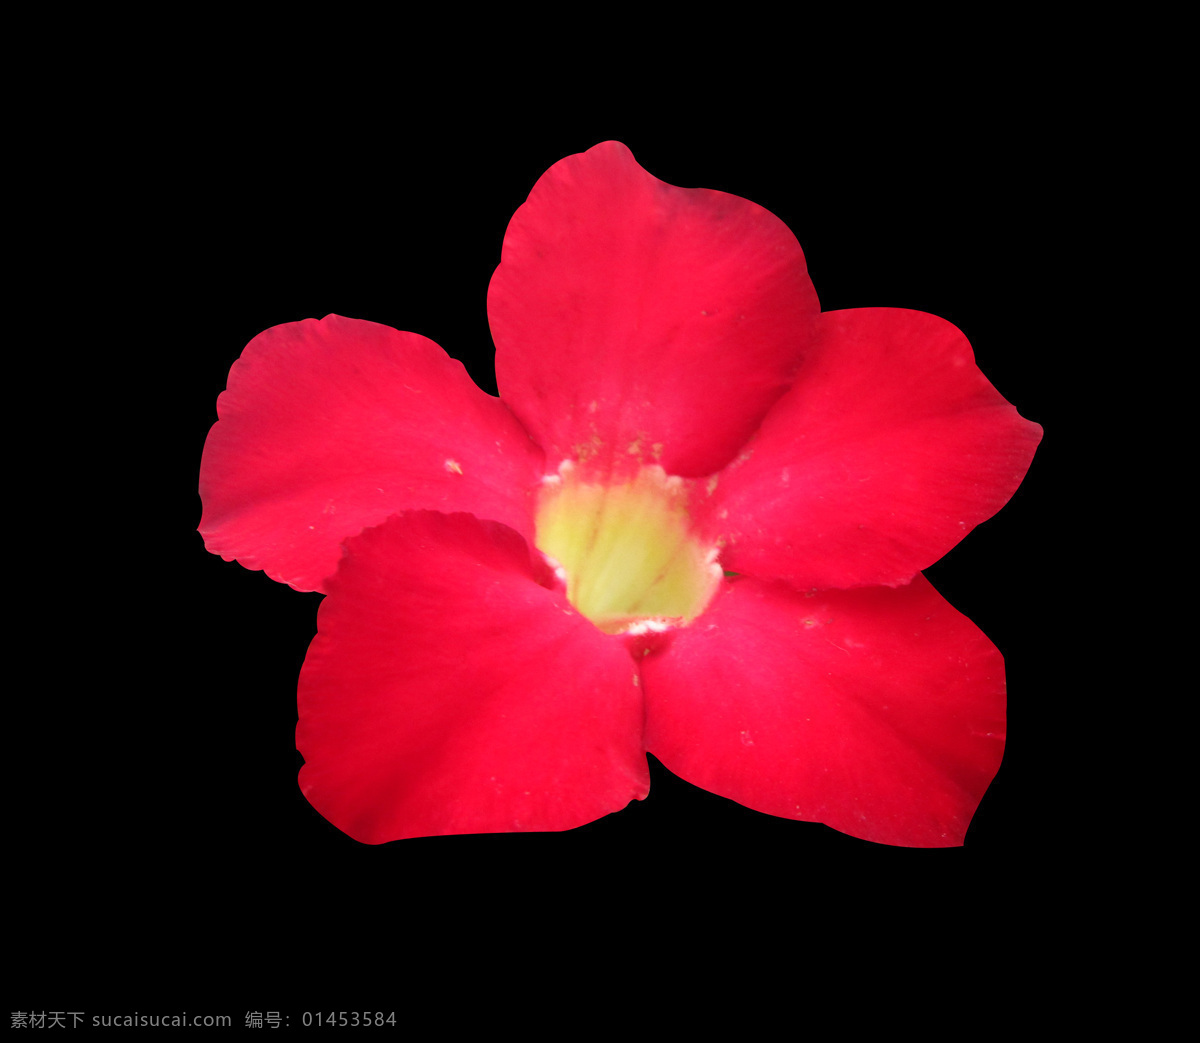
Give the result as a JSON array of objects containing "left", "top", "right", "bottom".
[
  {"left": 296, "top": 511, "right": 649, "bottom": 843},
  {"left": 706, "top": 308, "right": 1042, "bottom": 590},
  {"left": 489, "top": 141, "right": 820, "bottom": 479},
  {"left": 199, "top": 315, "right": 544, "bottom": 592},
  {"left": 642, "top": 573, "right": 1005, "bottom": 847}
]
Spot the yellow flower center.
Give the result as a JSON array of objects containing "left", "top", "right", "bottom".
[{"left": 535, "top": 463, "right": 721, "bottom": 635}]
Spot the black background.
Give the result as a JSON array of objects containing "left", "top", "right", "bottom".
[{"left": 18, "top": 49, "right": 1070, "bottom": 1015}]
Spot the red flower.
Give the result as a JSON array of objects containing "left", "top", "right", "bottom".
[{"left": 200, "top": 142, "right": 1041, "bottom": 847}]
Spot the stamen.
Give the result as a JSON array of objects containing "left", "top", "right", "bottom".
[{"left": 535, "top": 463, "right": 721, "bottom": 634}]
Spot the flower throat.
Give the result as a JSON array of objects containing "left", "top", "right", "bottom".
[{"left": 534, "top": 463, "right": 721, "bottom": 635}]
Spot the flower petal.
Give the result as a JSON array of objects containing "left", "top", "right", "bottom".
[
  {"left": 706, "top": 308, "right": 1042, "bottom": 590},
  {"left": 199, "top": 315, "right": 544, "bottom": 592},
  {"left": 489, "top": 141, "right": 820, "bottom": 479},
  {"left": 642, "top": 573, "right": 1005, "bottom": 847},
  {"left": 296, "top": 511, "right": 649, "bottom": 843}
]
